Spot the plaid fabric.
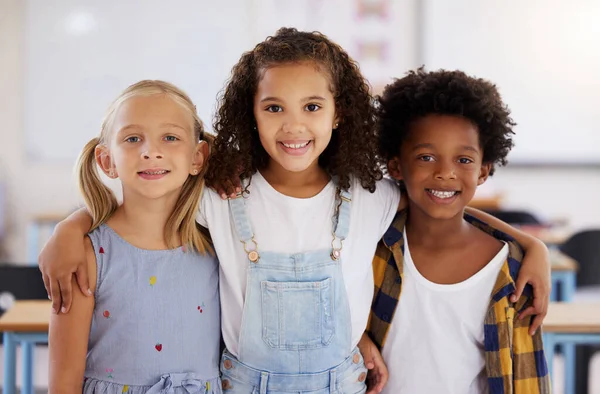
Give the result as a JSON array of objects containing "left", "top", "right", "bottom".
[{"left": 367, "top": 210, "right": 551, "bottom": 394}]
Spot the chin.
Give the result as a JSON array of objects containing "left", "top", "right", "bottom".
[
  {"left": 425, "top": 207, "right": 465, "bottom": 220},
  {"left": 278, "top": 159, "right": 317, "bottom": 173},
  {"left": 135, "top": 187, "right": 175, "bottom": 200}
]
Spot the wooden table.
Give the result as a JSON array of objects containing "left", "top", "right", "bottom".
[
  {"left": 543, "top": 302, "right": 600, "bottom": 394},
  {"left": 0, "top": 301, "right": 51, "bottom": 394}
]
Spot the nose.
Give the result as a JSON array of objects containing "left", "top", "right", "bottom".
[
  {"left": 434, "top": 160, "right": 457, "bottom": 180},
  {"left": 141, "top": 141, "right": 163, "bottom": 160},
  {"left": 281, "top": 111, "right": 307, "bottom": 134}
]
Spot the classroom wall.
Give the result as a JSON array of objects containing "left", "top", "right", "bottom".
[
  {"left": 0, "top": 1, "right": 76, "bottom": 263},
  {"left": 1, "top": 0, "right": 599, "bottom": 264}
]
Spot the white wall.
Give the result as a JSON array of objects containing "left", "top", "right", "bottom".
[
  {"left": 421, "top": 0, "right": 600, "bottom": 164},
  {"left": 1, "top": 0, "right": 599, "bottom": 264},
  {"left": 1, "top": 0, "right": 81, "bottom": 264}
]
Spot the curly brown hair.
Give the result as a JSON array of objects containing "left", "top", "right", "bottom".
[
  {"left": 378, "top": 67, "right": 515, "bottom": 175},
  {"left": 205, "top": 27, "right": 382, "bottom": 192}
]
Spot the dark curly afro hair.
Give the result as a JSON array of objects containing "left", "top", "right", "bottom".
[
  {"left": 378, "top": 67, "right": 515, "bottom": 175},
  {"left": 205, "top": 27, "right": 382, "bottom": 192}
]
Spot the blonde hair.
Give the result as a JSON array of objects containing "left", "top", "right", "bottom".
[{"left": 76, "top": 80, "right": 213, "bottom": 254}]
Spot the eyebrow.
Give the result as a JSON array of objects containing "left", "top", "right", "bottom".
[
  {"left": 411, "top": 143, "right": 480, "bottom": 154},
  {"left": 259, "top": 95, "right": 328, "bottom": 103},
  {"left": 460, "top": 145, "right": 480, "bottom": 154},
  {"left": 411, "top": 143, "right": 435, "bottom": 152},
  {"left": 117, "top": 123, "right": 187, "bottom": 134}
]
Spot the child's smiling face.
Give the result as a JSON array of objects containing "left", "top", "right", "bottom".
[
  {"left": 389, "top": 114, "right": 492, "bottom": 220},
  {"left": 253, "top": 61, "right": 339, "bottom": 176}
]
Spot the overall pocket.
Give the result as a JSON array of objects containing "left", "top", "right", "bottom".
[{"left": 261, "top": 277, "right": 335, "bottom": 350}]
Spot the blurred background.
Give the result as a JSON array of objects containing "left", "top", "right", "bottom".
[{"left": 0, "top": 0, "right": 599, "bottom": 393}]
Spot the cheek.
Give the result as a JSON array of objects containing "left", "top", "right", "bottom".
[
  {"left": 463, "top": 167, "right": 481, "bottom": 183},
  {"left": 316, "top": 129, "right": 333, "bottom": 146},
  {"left": 256, "top": 125, "right": 279, "bottom": 149},
  {"left": 402, "top": 164, "right": 427, "bottom": 181},
  {"left": 110, "top": 148, "right": 130, "bottom": 168}
]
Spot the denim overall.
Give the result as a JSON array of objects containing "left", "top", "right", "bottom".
[{"left": 220, "top": 183, "right": 368, "bottom": 394}]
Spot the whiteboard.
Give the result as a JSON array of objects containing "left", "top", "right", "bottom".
[
  {"left": 24, "top": 0, "right": 254, "bottom": 162},
  {"left": 421, "top": 0, "right": 600, "bottom": 164}
]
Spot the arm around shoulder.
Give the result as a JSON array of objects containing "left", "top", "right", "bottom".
[{"left": 39, "top": 208, "right": 95, "bottom": 313}]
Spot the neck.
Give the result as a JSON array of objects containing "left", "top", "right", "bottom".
[
  {"left": 405, "top": 201, "right": 470, "bottom": 248},
  {"left": 261, "top": 159, "right": 330, "bottom": 198},
  {"left": 109, "top": 188, "right": 180, "bottom": 247}
]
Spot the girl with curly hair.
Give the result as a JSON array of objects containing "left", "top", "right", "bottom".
[{"left": 200, "top": 27, "right": 401, "bottom": 393}]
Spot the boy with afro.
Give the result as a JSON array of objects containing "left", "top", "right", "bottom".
[{"left": 366, "top": 68, "right": 551, "bottom": 394}]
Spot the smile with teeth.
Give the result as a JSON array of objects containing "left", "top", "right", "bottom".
[
  {"left": 139, "top": 170, "right": 169, "bottom": 175},
  {"left": 427, "top": 189, "right": 459, "bottom": 199},
  {"left": 280, "top": 141, "right": 311, "bottom": 149}
]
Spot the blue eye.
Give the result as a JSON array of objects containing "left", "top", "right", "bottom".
[
  {"left": 305, "top": 104, "right": 320, "bottom": 112},
  {"left": 266, "top": 105, "right": 282, "bottom": 113},
  {"left": 165, "top": 135, "right": 179, "bottom": 142},
  {"left": 125, "top": 136, "right": 140, "bottom": 143}
]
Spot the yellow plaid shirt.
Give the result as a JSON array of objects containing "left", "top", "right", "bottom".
[{"left": 367, "top": 210, "right": 551, "bottom": 394}]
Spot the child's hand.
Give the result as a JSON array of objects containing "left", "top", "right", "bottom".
[
  {"left": 510, "top": 240, "right": 551, "bottom": 335},
  {"left": 358, "top": 332, "right": 388, "bottom": 394},
  {"left": 213, "top": 183, "right": 241, "bottom": 200},
  {"left": 39, "top": 222, "right": 91, "bottom": 314},
  {"left": 205, "top": 167, "right": 243, "bottom": 200}
]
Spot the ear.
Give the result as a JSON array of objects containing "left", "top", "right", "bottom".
[
  {"left": 190, "top": 140, "right": 209, "bottom": 176},
  {"left": 477, "top": 163, "right": 492, "bottom": 186},
  {"left": 332, "top": 115, "right": 340, "bottom": 130},
  {"left": 95, "top": 145, "right": 118, "bottom": 178},
  {"left": 387, "top": 157, "right": 403, "bottom": 181}
]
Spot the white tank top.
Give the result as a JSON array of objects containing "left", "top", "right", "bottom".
[{"left": 381, "top": 229, "right": 508, "bottom": 394}]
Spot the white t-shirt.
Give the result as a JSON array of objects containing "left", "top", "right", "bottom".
[
  {"left": 197, "top": 172, "right": 400, "bottom": 357},
  {"left": 382, "top": 230, "right": 508, "bottom": 394}
]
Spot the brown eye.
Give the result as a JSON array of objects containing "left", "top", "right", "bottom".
[{"left": 266, "top": 105, "right": 282, "bottom": 113}]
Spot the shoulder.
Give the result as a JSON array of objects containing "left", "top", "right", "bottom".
[
  {"left": 200, "top": 186, "right": 224, "bottom": 207},
  {"left": 197, "top": 187, "right": 229, "bottom": 227},
  {"left": 349, "top": 176, "right": 397, "bottom": 195},
  {"left": 350, "top": 177, "right": 400, "bottom": 206},
  {"left": 469, "top": 226, "right": 505, "bottom": 254}
]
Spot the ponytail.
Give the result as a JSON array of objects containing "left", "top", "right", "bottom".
[{"left": 76, "top": 137, "right": 118, "bottom": 231}]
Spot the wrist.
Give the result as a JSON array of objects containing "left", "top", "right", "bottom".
[{"left": 525, "top": 237, "right": 548, "bottom": 255}]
